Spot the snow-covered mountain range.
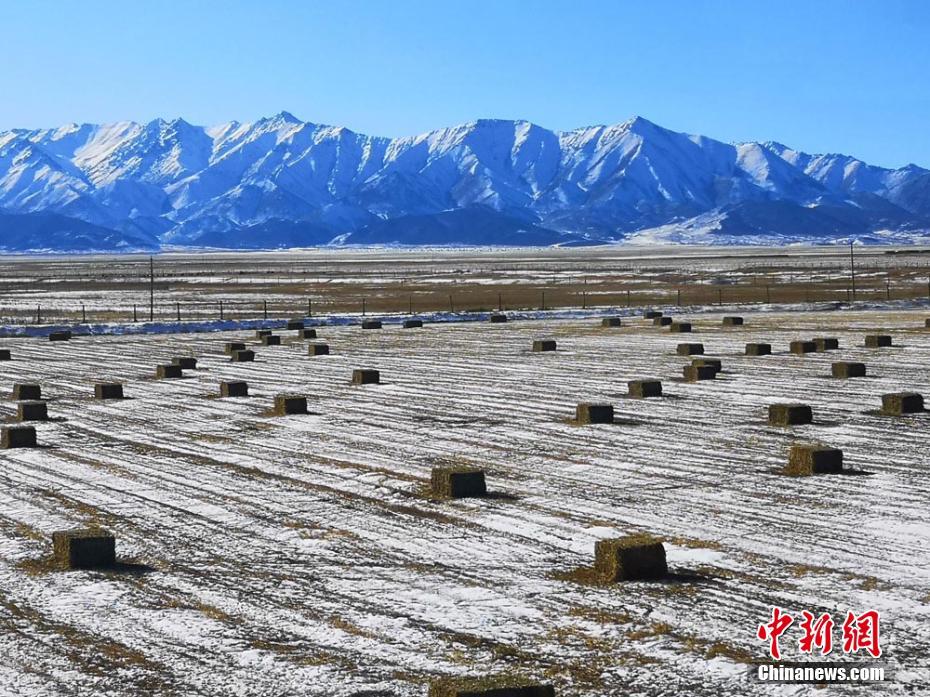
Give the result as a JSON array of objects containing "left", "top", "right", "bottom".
[{"left": 1, "top": 112, "right": 928, "bottom": 251}]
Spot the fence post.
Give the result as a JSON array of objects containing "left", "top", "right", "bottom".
[
  {"left": 81, "top": 305, "right": 86, "bottom": 323},
  {"left": 36, "top": 305, "right": 41, "bottom": 324},
  {"left": 176, "top": 302, "right": 180, "bottom": 321},
  {"left": 133, "top": 305, "right": 137, "bottom": 323},
  {"left": 220, "top": 301, "right": 224, "bottom": 320},
  {"left": 449, "top": 294, "right": 454, "bottom": 313},
  {"left": 582, "top": 290, "right": 586, "bottom": 310},
  {"left": 263, "top": 300, "right": 268, "bottom": 320}
]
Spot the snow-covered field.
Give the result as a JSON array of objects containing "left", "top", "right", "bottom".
[{"left": 0, "top": 308, "right": 928, "bottom": 695}]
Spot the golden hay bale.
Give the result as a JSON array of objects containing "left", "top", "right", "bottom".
[
  {"left": 17, "top": 401, "right": 48, "bottom": 422},
  {"left": 677, "top": 343, "right": 704, "bottom": 356},
  {"left": 298, "top": 328, "right": 318, "bottom": 339},
  {"left": 255, "top": 329, "right": 272, "bottom": 339},
  {"left": 691, "top": 357, "right": 721, "bottom": 374},
  {"left": 881, "top": 392, "right": 924, "bottom": 415},
  {"left": 722, "top": 316, "right": 744, "bottom": 326},
  {"left": 768, "top": 403, "right": 813, "bottom": 426},
  {"left": 403, "top": 319, "right": 424, "bottom": 328},
  {"left": 155, "top": 364, "right": 182, "bottom": 379},
  {"left": 786, "top": 444, "right": 843, "bottom": 475},
  {"left": 790, "top": 340, "right": 816, "bottom": 354},
  {"left": 274, "top": 394, "right": 308, "bottom": 415},
  {"left": 813, "top": 337, "right": 839, "bottom": 352},
  {"left": 224, "top": 342, "right": 246, "bottom": 355},
  {"left": 601, "top": 317, "right": 622, "bottom": 327},
  {"left": 51, "top": 529, "right": 115, "bottom": 569},
  {"left": 532, "top": 339, "right": 556, "bottom": 352},
  {"left": 231, "top": 349, "right": 255, "bottom": 362},
  {"left": 12, "top": 383, "right": 41, "bottom": 400},
  {"left": 865, "top": 334, "right": 892, "bottom": 348},
  {"left": 172, "top": 357, "right": 197, "bottom": 369},
  {"left": 361, "top": 319, "right": 383, "bottom": 329},
  {"left": 94, "top": 383, "right": 124, "bottom": 400},
  {"left": 628, "top": 379, "right": 662, "bottom": 398},
  {"left": 642, "top": 310, "right": 663, "bottom": 319},
  {"left": 1, "top": 425, "right": 36, "bottom": 449},
  {"left": 653, "top": 316, "right": 673, "bottom": 326},
  {"left": 220, "top": 381, "right": 248, "bottom": 397},
  {"left": 286, "top": 320, "right": 305, "bottom": 330},
  {"left": 831, "top": 361, "right": 866, "bottom": 378},
  {"left": 574, "top": 403, "right": 614, "bottom": 424},
  {"left": 48, "top": 331, "right": 71, "bottom": 342},
  {"left": 352, "top": 369, "right": 380, "bottom": 385},
  {"left": 683, "top": 365, "right": 716, "bottom": 382},
  {"left": 668, "top": 321, "right": 692, "bottom": 333},
  {"left": 595, "top": 534, "right": 668, "bottom": 582},
  {"left": 261, "top": 334, "right": 281, "bottom": 346},
  {"left": 430, "top": 466, "right": 487, "bottom": 499},
  {"left": 308, "top": 343, "right": 330, "bottom": 356},
  {"left": 745, "top": 343, "right": 772, "bottom": 356}
]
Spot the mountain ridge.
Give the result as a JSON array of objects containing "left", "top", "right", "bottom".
[{"left": 1, "top": 113, "right": 928, "bottom": 251}]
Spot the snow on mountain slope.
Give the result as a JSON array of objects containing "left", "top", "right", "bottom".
[{"left": 0, "top": 113, "right": 927, "bottom": 251}]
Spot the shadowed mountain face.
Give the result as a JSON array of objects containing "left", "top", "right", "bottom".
[{"left": 0, "top": 113, "right": 927, "bottom": 251}]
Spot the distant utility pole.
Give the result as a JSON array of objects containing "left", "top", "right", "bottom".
[
  {"left": 849, "top": 242, "right": 857, "bottom": 302},
  {"left": 149, "top": 256, "right": 155, "bottom": 321}
]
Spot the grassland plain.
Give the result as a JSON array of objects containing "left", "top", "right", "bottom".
[{"left": 0, "top": 308, "right": 928, "bottom": 695}]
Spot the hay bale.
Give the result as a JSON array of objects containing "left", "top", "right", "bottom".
[
  {"left": 261, "top": 334, "right": 281, "bottom": 346},
  {"left": 361, "top": 319, "right": 382, "bottom": 329},
  {"left": 865, "top": 334, "right": 892, "bottom": 348},
  {"left": 532, "top": 339, "right": 556, "bottom": 352},
  {"left": 668, "top": 321, "right": 692, "bottom": 333},
  {"left": 813, "top": 337, "right": 839, "bottom": 352},
  {"left": 220, "top": 381, "right": 249, "bottom": 397},
  {"left": 286, "top": 320, "right": 305, "bottom": 330},
  {"left": 352, "top": 369, "right": 380, "bottom": 385},
  {"left": 691, "top": 357, "right": 722, "bottom": 374},
  {"left": 403, "top": 318, "right": 423, "bottom": 329},
  {"left": 676, "top": 343, "right": 704, "bottom": 356},
  {"left": 832, "top": 361, "right": 866, "bottom": 378},
  {"left": 298, "top": 328, "right": 318, "bottom": 339},
  {"left": 224, "top": 342, "right": 246, "bottom": 355},
  {"left": 489, "top": 313, "right": 508, "bottom": 323},
  {"left": 12, "top": 383, "right": 41, "bottom": 401},
  {"left": 51, "top": 529, "right": 115, "bottom": 569},
  {"left": 308, "top": 343, "right": 330, "bottom": 356},
  {"left": 1, "top": 425, "right": 36, "bottom": 449},
  {"left": 787, "top": 445, "right": 844, "bottom": 475},
  {"left": 255, "top": 329, "right": 272, "bottom": 339},
  {"left": 94, "top": 383, "right": 124, "bottom": 400},
  {"left": 722, "top": 316, "right": 744, "bottom": 326},
  {"left": 172, "top": 357, "right": 197, "bottom": 370},
  {"left": 628, "top": 379, "right": 662, "bottom": 398},
  {"left": 427, "top": 677, "right": 554, "bottom": 697},
  {"left": 881, "top": 392, "right": 924, "bottom": 415},
  {"left": 430, "top": 466, "right": 487, "bottom": 499},
  {"left": 642, "top": 310, "right": 663, "bottom": 319},
  {"left": 790, "top": 340, "right": 816, "bottom": 355},
  {"left": 274, "top": 394, "right": 308, "bottom": 415},
  {"left": 595, "top": 535, "right": 668, "bottom": 582},
  {"left": 601, "top": 317, "right": 622, "bottom": 327},
  {"left": 745, "top": 342, "right": 772, "bottom": 356},
  {"left": 653, "top": 316, "right": 673, "bottom": 326},
  {"left": 575, "top": 403, "right": 614, "bottom": 424},
  {"left": 0, "top": 349, "right": 10, "bottom": 361},
  {"left": 48, "top": 331, "right": 71, "bottom": 342},
  {"left": 17, "top": 401, "right": 48, "bottom": 422},
  {"left": 926, "top": 318, "right": 930, "bottom": 328},
  {"left": 155, "top": 364, "right": 182, "bottom": 379},
  {"left": 683, "top": 365, "right": 716, "bottom": 382},
  {"left": 231, "top": 349, "right": 255, "bottom": 362},
  {"left": 768, "top": 403, "right": 813, "bottom": 426}
]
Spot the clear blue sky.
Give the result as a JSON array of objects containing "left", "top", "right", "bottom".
[{"left": 4, "top": 0, "right": 929, "bottom": 168}]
